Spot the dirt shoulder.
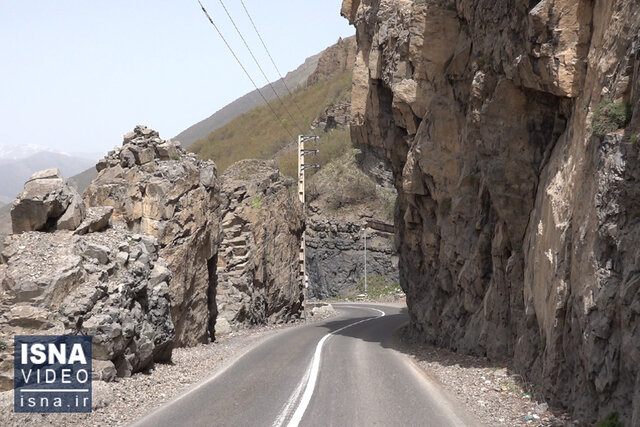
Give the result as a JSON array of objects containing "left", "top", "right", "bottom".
[{"left": 392, "top": 326, "right": 585, "bottom": 427}]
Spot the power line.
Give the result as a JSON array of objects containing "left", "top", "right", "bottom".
[
  {"left": 239, "top": 0, "right": 304, "bottom": 106},
  {"left": 217, "top": 0, "right": 306, "bottom": 136},
  {"left": 196, "top": 0, "right": 296, "bottom": 141},
  {"left": 238, "top": 0, "right": 318, "bottom": 137}
]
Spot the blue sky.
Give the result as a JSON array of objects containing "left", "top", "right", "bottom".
[{"left": 0, "top": 0, "right": 353, "bottom": 156}]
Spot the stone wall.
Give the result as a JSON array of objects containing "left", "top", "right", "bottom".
[
  {"left": 306, "top": 215, "right": 398, "bottom": 299},
  {"left": 343, "top": 0, "right": 640, "bottom": 423},
  {"left": 215, "top": 160, "right": 304, "bottom": 333}
]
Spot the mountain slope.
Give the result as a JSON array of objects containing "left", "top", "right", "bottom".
[
  {"left": 190, "top": 72, "right": 352, "bottom": 173},
  {"left": 189, "top": 37, "right": 356, "bottom": 173},
  {"left": 174, "top": 52, "right": 322, "bottom": 149}
]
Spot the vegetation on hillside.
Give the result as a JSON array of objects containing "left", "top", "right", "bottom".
[
  {"left": 189, "top": 71, "right": 352, "bottom": 173},
  {"left": 307, "top": 148, "right": 396, "bottom": 222},
  {"left": 329, "top": 274, "right": 404, "bottom": 301},
  {"left": 188, "top": 64, "right": 396, "bottom": 224},
  {"left": 592, "top": 99, "right": 632, "bottom": 136},
  {"left": 597, "top": 413, "right": 623, "bottom": 427},
  {"left": 275, "top": 127, "right": 352, "bottom": 179}
]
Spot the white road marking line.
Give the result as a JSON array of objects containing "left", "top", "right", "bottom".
[
  {"left": 272, "top": 366, "right": 310, "bottom": 427},
  {"left": 18, "top": 388, "right": 89, "bottom": 393},
  {"left": 273, "top": 306, "right": 386, "bottom": 427}
]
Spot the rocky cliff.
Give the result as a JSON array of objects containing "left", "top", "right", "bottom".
[
  {"left": 84, "top": 126, "right": 221, "bottom": 346},
  {"left": 307, "top": 36, "right": 357, "bottom": 86},
  {"left": 215, "top": 160, "right": 304, "bottom": 333},
  {"left": 343, "top": 0, "right": 640, "bottom": 423}
]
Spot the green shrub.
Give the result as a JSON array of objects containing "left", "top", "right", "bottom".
[
  {"left": 592, "top": 100, "right": 632, "bottom": 136},
  {"left": 597, "top": 413, "right": 623, "bottom": 427},
  {"left": 353, "top": 275, "right": 403, "bottom": 299},
  {"left": 473, "top": 53, "right": 492, "bottom": 71},
  {"left": 0, "top": 340, "right": 6, "bottom": 352},
  {"left": 329, "top": 275, "right": 402, "bottom": 300},
  {"left": 326, "top": 174, "right": 377, "bottom": 210}
]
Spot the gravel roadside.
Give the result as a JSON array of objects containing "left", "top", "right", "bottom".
[
  {"left": 393, "top": 326, "right": 586, "bottom": 427},
  {"left": 0, "top": 306, "right": 337, "bottom": 427}
]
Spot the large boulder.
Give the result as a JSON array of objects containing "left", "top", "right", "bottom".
[
  {"left": 84, "top": 126, "right": 221, "bottom": 346},
  {"left": 11, "top": 168, "right": 86, "bottom": 233},
  {"left": 0, "top": 223, "right": 175, "bottom": 390},
  {"left": 216, "top": 160, "right": 304, "bottom": 332}
]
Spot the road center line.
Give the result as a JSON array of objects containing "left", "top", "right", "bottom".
[{"left": 273, "top": 306, "right": 386, "bottom": 427}]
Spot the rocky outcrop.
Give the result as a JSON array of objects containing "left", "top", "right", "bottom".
[
  {"left": 11, "top": 168, "right": 86, "bottom": 233},
  {"left": 306, "top": 215, "right": 398, "bottom": 299},
  {"left": 215, "top": 160, "right": 304, "bottom": 333},
  {"left": 84, "top": 126, "right": 221, "bottom": 346},
  {"left": 0, "top": 223, "right": 174, "bottom": 390},
  {"left": 344, "top": 0, "right": 640, "bottom": 423},
  {"left": 311, "top": 102, "right": 351, "bottom": 132},
  {"left": 307, "top": 36, "right": 357, "bottom": 85}
]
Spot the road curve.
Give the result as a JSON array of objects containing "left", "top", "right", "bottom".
[{"left": 133, "top": 303, "right": 480, "bottom": 427}]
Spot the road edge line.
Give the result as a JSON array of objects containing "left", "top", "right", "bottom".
[{"left": 282, "top": 306, "right": 386, "bottom": 427}]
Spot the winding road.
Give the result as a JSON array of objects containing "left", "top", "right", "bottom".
[{"left": 133, "top": 303, "right": 480, "bottom": 427}]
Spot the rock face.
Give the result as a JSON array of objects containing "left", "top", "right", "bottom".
[
  {"left": 11, "top": 168, "right": 86, "bottom": 233},
  {"left": 216, "top": 160, "right": 304, "bottom": 332},
  {"left": 344, "top": 0, "right": 640, "bottom": 423},
  {"left": 305, "top": 145, "right": 399, "bottom": 299},
  {"left": 306, "top": 216, "right": 398, "bottom": 299},
  {"left": 84, "top": 126, "right": 221, "bottom": 346},
  {"left": 307, "top": 36, "right": 357, "bottom": 85},
  {"left": 0, "top": 223, "right": 174, "bottom": 390},
  {"left": 311, "top": 102, "right": 351, "bottom": 132}
]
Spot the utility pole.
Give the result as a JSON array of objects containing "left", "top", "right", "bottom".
[
  {"left": 362, "top": 227, "right": 368, "bottom": 296},
  {"left": 298, "top": 135, "right": 319, "bottom": 292}
]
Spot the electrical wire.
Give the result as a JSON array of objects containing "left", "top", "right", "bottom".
[
  {"left": 196, "top": 0, "right": 296, "bottom": 141},
  {"left": 238, "top": 0, "right": 320, "bottom": 138},
  {"left": 217, "top": 0, "right": 307, "bottom": 136}
]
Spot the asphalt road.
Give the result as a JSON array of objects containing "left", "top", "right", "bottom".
[{"left": 133, "top": 303, "right": 480, "bottom": 427}]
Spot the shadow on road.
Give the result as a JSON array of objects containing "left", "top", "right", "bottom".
[{"left": 311, "top": 305, "right": 409, "bottom": 351}]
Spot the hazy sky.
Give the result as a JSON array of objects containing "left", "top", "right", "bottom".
[{"left": 0, "top": 0, "right": 353, "bottom": 156}]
